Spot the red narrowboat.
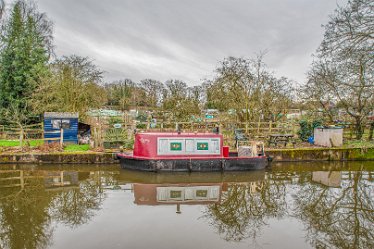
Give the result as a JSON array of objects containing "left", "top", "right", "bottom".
[{"left": 116, "top": 132, "right": 270, "bottom": 172}]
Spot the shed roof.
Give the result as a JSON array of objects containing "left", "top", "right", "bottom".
[
  {"left": 86, "top": 109, "right": 124, "bottom": 117},
  {"left": 44, "top": 112, "right": 79, "bottom": 118}
]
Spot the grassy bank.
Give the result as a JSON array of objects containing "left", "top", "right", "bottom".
[
  {"left": 0, "top": 140, "right": 90, "bottom": 152},
  {"left": 63, "top": 144, "right": 90, "bottom": 152},
  {"left": 0, "top": 140, "right": 44, "bottom": 147}
]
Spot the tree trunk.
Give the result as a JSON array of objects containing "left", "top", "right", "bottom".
[
  {"left": 354, "top": 118, "right": 364, "bottom": 140},
  {"left": 19, "top": 128, "right": 24, "bottom": 147},
  {"left": 368, "top": 122, "right": 374, "bottom": 141}
]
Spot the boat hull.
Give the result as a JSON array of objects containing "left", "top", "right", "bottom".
[{"left": 117, "top": 155, "right": 269, "bottom": 172}]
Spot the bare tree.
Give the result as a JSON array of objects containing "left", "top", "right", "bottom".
[
  {"left": 206, "top": 54, "right": 294, "bottom": 122},
  {"left": 0, "top": 0, "right": 4, "bottom": 21},
  {"left": 161, "top": 80, "right": 201, "bottom": 121},
  {"left": 321, "top": 0, "right": 374, "bottom": 56},
  {"left": 306, "top": 0, "right": 374, "bottom": 139},
  {"left": 30, "top": 55, "right": 106, "bottom": 116},
  {"left": 1, "top": 100, "right": 28, "bottom": 147},
  {"left": 140, "top": 79, "right": 164, "bottom": 108}
]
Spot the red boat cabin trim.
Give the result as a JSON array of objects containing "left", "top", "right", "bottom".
[{"left": 117, "top": 153, "right": 267, "bottom": 161}]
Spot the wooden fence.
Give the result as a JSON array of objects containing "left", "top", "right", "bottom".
[
  {"left": 0, "top": 123, "right": 43, "bottom": 140},
  {"left": 0, "top": 123, "right": 63, "bottom": 145},
  {"left": 1, "top": 120, "right": 372, "bottom": 149},
  {"left": 133, "top": 121, "right": 298, "bottom": 137}
]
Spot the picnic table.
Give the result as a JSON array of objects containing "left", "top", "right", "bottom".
[{"left": 268, "top": 134, "right": 294, "bottom": 147}]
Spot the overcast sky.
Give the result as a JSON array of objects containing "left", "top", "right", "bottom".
[{"left": 15, "top": 0, "right": 348, "bottom": 85}]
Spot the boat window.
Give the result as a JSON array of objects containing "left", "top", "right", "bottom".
[
  {"left": 170, "top": 142, "right": 182, "bottom": 151},
  {"left": 197, "top": 142, "right": 209, "bottom": 151},
  {"left": 185, "top": 139, "right": 195, "bottom": 152}
]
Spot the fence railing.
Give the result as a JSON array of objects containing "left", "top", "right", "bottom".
[
  {"left": 1, "top": 120, "right": 372, "bottom": 149},
  {"left": 0, "top": 123, "right": 43, "bottom": 140},
  {"left": 132, "top": 121, "right": 298, "bottom": 137}
]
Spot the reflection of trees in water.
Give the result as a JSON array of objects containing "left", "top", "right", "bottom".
[
  {"left": 0, "top": 180, "right": 53, "bottom": 249},
  {"left": 0, "top": 171, "right": 110, "bottom": 249},
  {"left": 294, "top": 171, "right": 374, "bottom": 249},
  {"left": 203, "top": 177, "right": 287, "bottom": 242},
  {"left": 50, "top": 180, "right": 106, "bottom": 227},
  {"left": 204, "top": 169, "right": 374, "bottom": 248}
]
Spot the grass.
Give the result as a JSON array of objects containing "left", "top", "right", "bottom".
[
  {"left": 343, "top": 140, "right": 374, "bottom": 148},
  {"left": 0, "top": 140, "right": 90, "bottom": 152},
  {"left": 0, "top": 139, "right": 44, "bottom": 147},
  {"left": 63, "top": 144, "right": 90, "bottom": 152}
]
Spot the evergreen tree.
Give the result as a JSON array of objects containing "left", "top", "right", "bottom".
[{"left": 0, "top": 0, "right": 52, "bottom": 117}]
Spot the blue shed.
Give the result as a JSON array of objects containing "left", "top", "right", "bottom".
[{"left": 44, "top": 112, "right": 79, "bottom": 144}]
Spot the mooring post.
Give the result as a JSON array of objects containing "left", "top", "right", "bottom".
[{"left": 176, "top": 204, "right": 182, "bottom": 214}]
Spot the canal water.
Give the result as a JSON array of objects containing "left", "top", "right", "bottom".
[{"left": 0, "top": 162, "right": 373, "bottom": 249}]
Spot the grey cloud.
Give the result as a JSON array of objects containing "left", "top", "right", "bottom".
[{"left": 30, "top": 0, "right": 348, "bottom": 84}]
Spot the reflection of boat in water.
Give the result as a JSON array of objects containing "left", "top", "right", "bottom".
[
  {"left": 117, "top": 132, "right": 270, "bottom": 172},
  {"left": 132, "top": 169, "right": 266, "bottom": 210},
  {"left": 133, "top": 180, "right": 266, "bottom": 214},
  {"left": 134, "top": 183, "right": 223, "bottom": 205}
]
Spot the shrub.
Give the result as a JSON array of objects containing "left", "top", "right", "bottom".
[{"left": 298, "top": 120, "right": 323, "bottom": 142}]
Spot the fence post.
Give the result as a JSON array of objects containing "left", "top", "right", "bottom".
[
  {"left": 60, "top": 128, "right": 64, "bottom": 147},
  {"left": 292, "top": 121, "right": 297, "bottom": 136},
  {"left": 269, "top": 120, "right": 272, "bottom": 135}
]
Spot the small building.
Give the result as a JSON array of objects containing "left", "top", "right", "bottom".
[
  {"left": 44, "top": 112, "right": 79, "bottom": 144},
  {"left": 314, "top": 126, "right": 343, "bottom": 147}
]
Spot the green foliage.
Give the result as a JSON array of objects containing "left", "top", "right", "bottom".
[
  {"left": 63, "top": 144, "right": 90, "bottom": 152},
  {"left": 30, "top": 55, "right": 106, "bottom": 117},
  {"left": 122, "top": 138, "right": 134, "bottom": 149},
  {"left": 0, "top": 1, "right": 52, "bottom": 116},
  {"left": 136, "top": 113, "right": 148, "bottom": 122},
  {"left": 105, "top": 79, "right": 146, "bottom": 111},
  {"left": 136, "top": 123, "right": 147, "bottom": 129},
  {"left": 162, "top": 80, "right": 202, "bottom": 121},
  {"left": 298, "top": 120, "right": 323, "bottom": 142},
  {"left": 343, "top": 140, "right": 374, "bottom": 149},
  {"left": 108, "top": 116, "right": 122, "bottom": 126}
]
